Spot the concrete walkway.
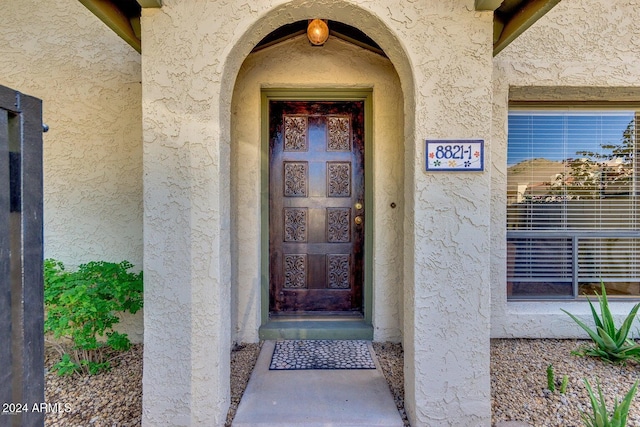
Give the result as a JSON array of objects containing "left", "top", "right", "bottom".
[{"left": 232, "top": 340, "right": 404, "bottom": 427}]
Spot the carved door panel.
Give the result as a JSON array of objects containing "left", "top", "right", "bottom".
[{"left": 269, "top": 100, "right": 365, "bottom": 313}]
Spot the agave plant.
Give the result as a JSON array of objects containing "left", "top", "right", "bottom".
[
  {"left": 561, "top": 282, "right": 640, "bottom": 363},
  {"left": 581, "top": 378, "right": 638, "bottom": 427}
]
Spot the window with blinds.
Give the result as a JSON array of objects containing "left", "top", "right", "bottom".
[{"left": 507, "top": 109, "right": 640, "bottom": 299}]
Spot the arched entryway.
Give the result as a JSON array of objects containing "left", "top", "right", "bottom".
[
  {"left": 142, "top": 1, "right": 425, "bottom": 425},
  {"left": 229, "top": 19, "right": 407, "bottom": 344}
]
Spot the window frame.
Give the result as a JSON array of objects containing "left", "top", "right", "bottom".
[{"left": 506, "top": 103, "right": 640, "bottom": 301}]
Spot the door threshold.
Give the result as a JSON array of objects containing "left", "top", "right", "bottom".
[
  {"left": 259, "top": 313, "right": 373, "bottom": 340},
  {"left": 270, "top": 312, "right": 364, "bottom": 321}
]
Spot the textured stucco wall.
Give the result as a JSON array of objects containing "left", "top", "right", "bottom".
[
  {"left": 141, "top": 1, "right": 492, "bottom": 426},
  {"left": 0, "top": 0, "right": 143, "bottom": 341},
  {"left": 231, "top": 35, "right": 404, "bottom": 344},
  {"left": 491, "top": 0, "right": 640, "bottom": 338},
  {"left": 389, "top": 2, "right": 493, "bottom": 425}
]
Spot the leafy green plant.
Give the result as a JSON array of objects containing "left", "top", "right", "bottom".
[
  {"left": 52, "top": 353, "right": 80, "bottom": 377},
  {"left": 581, "top": 379, "right": 638, "bottom": 427},
  {"left": 44, "top": 259, "right": 143, "bottom": 375},
  {"left": 561, "top": 282, "right": 640, "bottom": 363}
]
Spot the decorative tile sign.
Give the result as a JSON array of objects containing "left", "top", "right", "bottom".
[{"left": 426, "top": 139, "right": 484, "bottom": 172}]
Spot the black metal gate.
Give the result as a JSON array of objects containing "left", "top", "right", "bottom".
[{"left": 0, "top": 85, "right": 45, "bottom": 427}]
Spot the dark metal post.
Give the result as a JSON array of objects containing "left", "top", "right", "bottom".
[{"left": 0, "top": 85, "right": 45, "bottom": 427}]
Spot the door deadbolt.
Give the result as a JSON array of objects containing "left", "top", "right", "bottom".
[{"left": 355, "top": 202, "right": 363, "bottom": 210}]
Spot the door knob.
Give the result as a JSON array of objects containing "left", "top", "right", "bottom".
[{"left": 354, "top": 216, "right": 363, "bottom": 225}]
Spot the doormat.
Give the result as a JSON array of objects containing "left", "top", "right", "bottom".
[{"left": 269, "top": 340, "right": 376, "bottom": 370}]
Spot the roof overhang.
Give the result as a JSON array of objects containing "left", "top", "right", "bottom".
[
  {"left": 78, "top": 0, "right": 161, "bottom": 53},
  {"left": 81, "top": 0, "right": 560, "bottom": 56},
  {"left": 478, "top": 0, "right": 562, "bottom": 56}
]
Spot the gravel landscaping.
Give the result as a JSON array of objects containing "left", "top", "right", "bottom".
[
  {"left": 45, "top": 344, "right": 143, "bottom": 427},
  {"left": 43, "top": 339, "right": 640, "bottom": 427},
  {"left": 491, "top": 339, "right": 640, "bottom": 427}
]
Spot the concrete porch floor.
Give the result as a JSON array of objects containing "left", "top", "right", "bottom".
[{"left": 232, "top": 340, "right": 404, "bottom": 427}]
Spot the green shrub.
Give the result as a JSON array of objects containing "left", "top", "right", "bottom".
[
  {"left": 44, "top": 259, "right": 143, "bottom": 375},
  {"left": 581, "top": 378, "right": 638, "bottom": 427},
  {"left": 561, "top": 282, "right": 640, "bottom": 363}
]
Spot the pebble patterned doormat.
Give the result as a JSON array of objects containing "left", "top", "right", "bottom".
[{"left": 269, "top": 340, "right": 376, "bottom": 370}]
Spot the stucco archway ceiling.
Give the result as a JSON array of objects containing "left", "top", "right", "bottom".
[
  {"left": 252, "top": 20, "right": 386, "bottom": 57},
  {"left": 79, "top": 0, "right": 560, "bottom": 56}
]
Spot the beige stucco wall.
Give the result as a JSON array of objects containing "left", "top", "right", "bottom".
[
  {"left": 231, "top": 35, "right": 404, "bottom": 344},
  {"left": 5, "top": 0, "right": 639, "bottom": 424},
  {"left": 491, "top": 0, "right": 640, "bottom": 338},
  {"left": 0, "top": 0, "right": 144, "bottom": 341},
  {"left": 0, "top": 0, "right": 143, "bottom": 267},
  {"left": 142, "top": 1, "right": 493, "bottom": 426}
]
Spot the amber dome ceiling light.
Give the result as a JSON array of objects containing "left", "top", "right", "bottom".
[{"left": 307, "top": 19, "right": 329, "bottom": 46}]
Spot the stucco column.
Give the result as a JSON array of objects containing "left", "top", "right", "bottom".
[
  {"left": 140, "top": 5, "right": 231, "bottom": 426},
  {"left": 402, "top": 5, "right": 494, "bottom": 426}
]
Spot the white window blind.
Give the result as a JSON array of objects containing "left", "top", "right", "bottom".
[{"left": 507, "top": 110, "right": 640, "bottom": 298}]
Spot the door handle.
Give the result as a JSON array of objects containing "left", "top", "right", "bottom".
[{"left": 354, "top": 216, "right": 363, "bottom": 225}]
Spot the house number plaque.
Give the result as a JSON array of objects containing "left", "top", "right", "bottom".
[{"left": 425, "top": 139, "right": 484, "bottom": 172}]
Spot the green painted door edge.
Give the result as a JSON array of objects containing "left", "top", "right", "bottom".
[{"left": 260, "top": 88, "right": 374, "bottom": 337}]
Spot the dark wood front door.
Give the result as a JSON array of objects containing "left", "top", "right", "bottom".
[{"left": 269, "top": 100, "right": 365, "bottom": 313}]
